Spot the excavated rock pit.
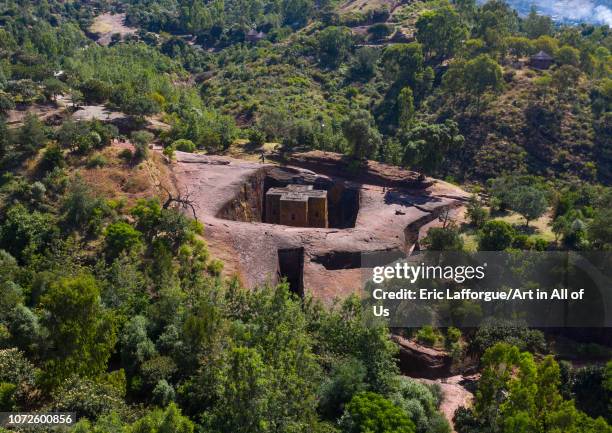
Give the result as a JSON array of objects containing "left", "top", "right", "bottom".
[
  {"left": 215, "top": 165, "right": 361, "bottom": 229},
  {"left": 172, "top": 151, "right": 469, "bottom": 300}
]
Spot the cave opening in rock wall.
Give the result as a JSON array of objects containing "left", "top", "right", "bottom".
[
  {"left": 278, "top": 247, "right": 304, "bottom": 297},
  {"left": 312, "top": 249, "right": 405, "bottom": 270},
  {"left": 217, "top": 168, "right": 360, "bottom": 229}
]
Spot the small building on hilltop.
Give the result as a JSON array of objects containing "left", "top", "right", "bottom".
[
  {"left": 265, "top": 184, "right": 328, "bottom": 228},
  {"left": 246, "top": 29, "right": 265, "bottom": 43},
  {"left": 530, "top": 51, "right": 554, "bottom": 70}
]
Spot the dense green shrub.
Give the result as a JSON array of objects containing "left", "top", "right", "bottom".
[
  {"left": 248, "top": 128, "right": 266, "bottom": 147},
  {"left": 0, "top": 382, "right": 16, "bottom": 410},
  {"left": 416, "top": 326, "right": 438, "bottom": 347},
  {"left": 466, "top": 197, "right": 488, "bottom": 228},
  {"left": 390, "top": 377, "right": 450, "bottom": 433},
  {"left": 39, "top": 144, "right": 65, "bottom": 173},
  {"left": 421, "top": 226, "right": 464, "bottom": 251},
  {"left": 105, "top": 221, "right": 142, "bottom": 259},
  {"left": 52, "top": 376, "right": 126, "bottom": 420},
  {"left": 40, "top": 275, "right": 118, "bottom": 387},
  {"left": 478, "top": 220, "right": 515, "bottom": 251},
  {"left": 319, "top": 358, "right": 368, "bottom": 419},
  {"left": 0, "top": 204, "right": 59, "bottom": 263},
  {"left": 171, "top": 139, "right": 196, "bottom": 153},
  {"left": 131, "top": 130, "right": 154, "bottom": 161},
  {"left": 470, "top": 319, "right": 546, "bottom": 354},
  {"left": 86, "top": 153, "right": 108, "bottom": 168},
  {"left": 340, "top": 391, "right": 416, "bottom": 433}
]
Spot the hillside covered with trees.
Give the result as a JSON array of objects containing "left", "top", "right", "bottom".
[{"left": 0, "top": 0, "right": 611, "bottom": 432}]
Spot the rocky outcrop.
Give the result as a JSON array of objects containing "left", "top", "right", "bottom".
[
  {"left": 416, "top": 375, "right": 475, "bottom": 433},
  {"left": 171, "top": 152, "right": 469, "bottom": 298},
  {"left": 392, "top": 335, "right": 453, "bottom": 378},
  {"left": 286, "top": 151, "right": 433, "bottom": 189},
  {"left": 216, "top": 167, "right": 267, "bottom": 222}
]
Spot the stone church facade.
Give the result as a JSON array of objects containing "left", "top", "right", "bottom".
[{"left": 265, "top": 184, "right": 328, "bottom": 228}]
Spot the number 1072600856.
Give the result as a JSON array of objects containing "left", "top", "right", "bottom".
[{"left": 0, "top": 412, "right": 76, "bottom": 427}]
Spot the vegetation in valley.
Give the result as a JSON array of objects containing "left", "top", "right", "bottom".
[{"left": 0, "top": 0, "right": 610, "bottom": 432}]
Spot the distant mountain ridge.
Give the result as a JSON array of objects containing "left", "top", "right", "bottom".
[{"left": 480, "top": 0, "right": 612, "bottom": 26}]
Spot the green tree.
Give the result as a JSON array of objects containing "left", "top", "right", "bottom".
[
  {"left": 505, "top": 36, "right": 534, "bottom": 61},
  {"left": 489, "top": 175, "right": 548, "bottom": 213},
  {"left": 397, "top": 87, "right": 415, "bottom": 129},
  {"left": 0, "top": 382, "right": 16, "bottom": 410},
  {"left": 381, "top": 43, "right": 425, "bottom": 88},
  {"left": 71, "top": 89, "right": 84, "bottom": 108},
  {"left": 52, "top": 376, "right": 126, "bottom": 420},
  {"left": 282, "top": 0, "right": 313, "bottom": 27},
  {"left": 478, "top": 220, "right": 515, "bottom": 251},
  {"left": 534, "top": 73, "right": 553, "bottom": 102},
  {"left": 18, "top": 114, "right": 48, "bottom": 155},
  {"left": 470, "top": 319, "right": 546, "bottom": 354},
  {"left": 474, "top": 0, "right": 518, "bottom": 52},
  {"left": 171, "top": 139, "right": 196, "bottom": 153},
  {"left": 131, "top": 199, "right": 194, "bottom": 252},
  {"left": 313, "top": 295, "right": 398, "bottom": 394},
  {"left": 42, "top": 78, "right": 67, "bottom": 103},
  {"left": 105, "top": 221, "right": 142, "bottom": 259},
  {"left": 557, "top": 45, "right": 581, "bottom": 67},
  {"left": 444, "top": 55, "right": 503, "bottom": 113},
  {"left": 0, "top": 204, "right": 58, "bottom": 264},
  {"left": 589, "top": 207, "right": 612, "bottom": 250},
  {"left": 552, "top": 65, "right": 581, "bottom": 101},
  {"left": 399, "top": 120, "right": 464, "bottom": 174},
  {"left": 533, "top": 35, "right": 559, "bottom": 56},
  {"left": 452, "top": 0, "right": 477, "bottom": 24},
  {"left": 422, "top": 226, "right": 464, "bottom": 251},
  {"left": 605, "top": 362, "right": 612, "bottom": 417},
  {"left": 0, "top": 119, "right": 9, "bottom": 162},
  {"left": 122, "top": 95, "right": 161, "bottom": 118},
  {"left": 571, "top": 365, "right": 612, "bottom": 422},
  {"left": 128, "top": 403, "right": 194, "bottom": 433},
  {"left": 39, "top": 144, "right": 65, "bottom": 173},
  {"left": 340, "top": 391, "right": 416, "bottom": 433},
  {"left": 0, "top": 92, "right": 15, "bottom": 117},
  {"left": 416, "top": 6, "right": 467, "bottom": 60},
  {"left": 40, "top": 275, "right": 117, "bottom": 387},
  {"left": 507, "top": 185, "right": 548, "bottom": 227},
  {"left": 55, "top": 120, "right": 88, "bottom": 152},
  {"left": 80, "top": 79, "right": 112, "bottom": 104},
  {"left": 523, "top": 5, "right": 553, "bottom": 38},
  {"left": 120, "top": 315, "right": 156, "bottom": 377},
  {"left": 473, "top": 343, "right": 535, "bottom": 430},
  {"left": 231, "top": 284, "right": 321, "bottom": 430},
  {"left": 463, "top": 54, "right": 503, "bottom": 111},
  {"left": 466, "top": 196, "right": 488, "bottom": 228},
  {"left": 391, "top": 376, "right": 450, "bottom": 433},
  {"left": 206, "top": 347, "right": 271, "bottom": 433},
  {"left": 350, "top": 47, "right": 379, "bottom": 81},
  {"left": 342, "top": 109, "right": 382, "bottom": 161},
  {"left": 131, "top": 130, "right": 154, "bottom": 161},
  {"left": 368, "top": 23, "right": 392, "bottom": 41},
  {"left": 472, "top": 343, "right": 612, "bottom": 433},
  {"left": 318, "top": 26, "right": 353, "bottom": 68},
  {"left": 61, "top": 178, "right": 106, "bottom": 233},
  {"left": 319, "top": 358, "right": 368, "bottom": 419}
]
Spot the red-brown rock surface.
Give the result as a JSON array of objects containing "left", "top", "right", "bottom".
[{"left": 172, "top": 151, "right": 469, "bottom": 301}]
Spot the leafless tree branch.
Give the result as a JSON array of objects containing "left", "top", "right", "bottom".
[{"left": 161, "top": 186, "right": 199, "bottom": 221}]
